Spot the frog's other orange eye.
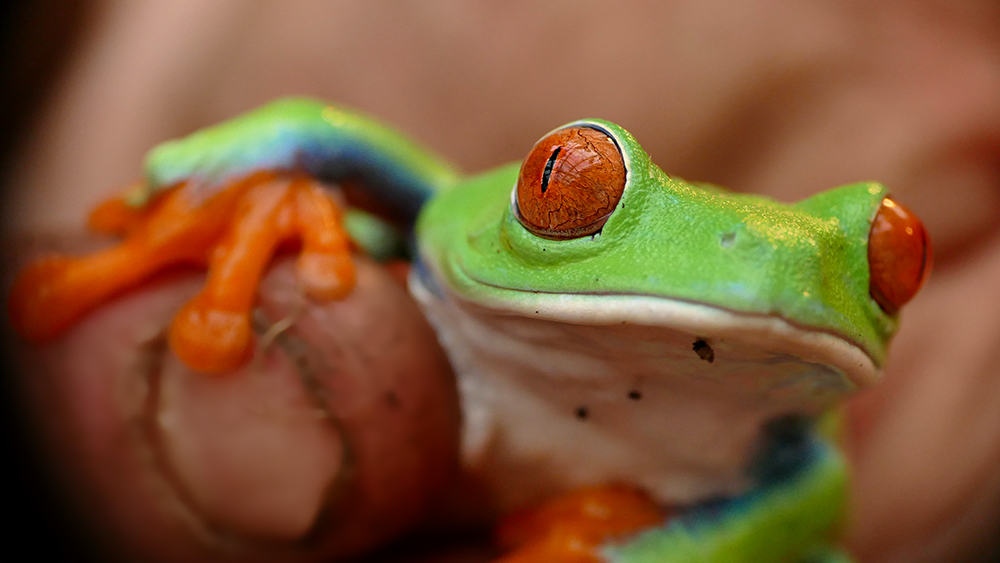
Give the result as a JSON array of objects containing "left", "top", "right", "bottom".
[
  {"left": 868, "top": 197, "right": 932, "bottom": 315},
  {"left": 514, "top": 125, "right": 627, "bottom": 239}
]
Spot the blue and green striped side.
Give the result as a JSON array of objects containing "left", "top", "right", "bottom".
[
  {"left": 605, "top": 438, "right": 850, "bottom": 563},
  {"left": 134, "top": 97, "right": 459, "bottom": 225}
]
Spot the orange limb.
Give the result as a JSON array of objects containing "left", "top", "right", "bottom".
[
  {"left": 293, "top": 180, "right": 356, "bottom": 300},
  {"left": 168, "top": 179, "right": 297, "bottom": 372},
  {"left": 87, "top": 183, "right": 162, "bottom": 236},
  {"left": 8, "top": 172, "right": 357, "bottom": 374},
  {"left": 493, "top": 485, "right": 667, "bottom": 563}
]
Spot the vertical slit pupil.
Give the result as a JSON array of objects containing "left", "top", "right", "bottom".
[{"left": 540, "top": 147, "right": 561, "bottom": 194}]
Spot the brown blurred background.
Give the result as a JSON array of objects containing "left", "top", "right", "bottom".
[
  {"left": 1, "top": 1, "right": 999, "bottom": 562},
  {"left": 1, "top": 3, "right": 96, "bottom": 560}
]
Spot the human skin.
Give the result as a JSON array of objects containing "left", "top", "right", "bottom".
[
  {"left": 3, "top": 237, "right": 463, "bottom": 562},
  {"left": 3, "top": 1, "right": 999, "bottom": 562}
]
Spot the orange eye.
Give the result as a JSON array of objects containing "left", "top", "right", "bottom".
[
  {"left": 514, "top": 126, "right": 627, "bottom": 239},
  {"left": 868, "top": 197, "right": 932, "bottom": 315}
]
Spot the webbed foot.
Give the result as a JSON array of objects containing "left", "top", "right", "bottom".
[{"left": 9, "top": 172, "right": 355, "bottom": 373}]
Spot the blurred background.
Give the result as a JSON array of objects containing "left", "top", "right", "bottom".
[{"left": 1, "top": 1, "right": 999, "bottom": 562}]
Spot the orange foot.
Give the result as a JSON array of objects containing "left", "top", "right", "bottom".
[
  {"left": 8, "top": 172, "right": 355, "bottom": 373},
  {"left": 494, "top": 485, "right": 667, "bottom": 563}
]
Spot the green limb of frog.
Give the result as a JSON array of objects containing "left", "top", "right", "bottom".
[
  {"left": 135, "top": 97, "right": 460, "bottom": 226},
  {"left": 604, "top": 419, "right": 849, "bottom": 563}
]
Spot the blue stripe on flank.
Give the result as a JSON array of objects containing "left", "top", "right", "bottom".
[
  {"left": 601, "top": 436, "right": 844, "bottom": 563},
  {"left": 677, "top": 439, "right": 823, "bottom": 528},
  {"left": 624, "top": 416, "right": 822, "bottom": 536},
  {"left": 298, "top": 140, "right": 435, "bottom": 224},
  {"left": 148, "top": 121, "right": 438, "bottom": 226}
]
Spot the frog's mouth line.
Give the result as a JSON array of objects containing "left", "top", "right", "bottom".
[{"left": 438, "top": 260, "right": 880, "bottom": 390}]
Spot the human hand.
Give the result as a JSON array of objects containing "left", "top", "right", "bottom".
[{"left": 4, "top": 236, "right": 464, "bottom": 562}]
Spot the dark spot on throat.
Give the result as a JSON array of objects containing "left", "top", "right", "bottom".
[
  {"left": 540, "top": 147, "right": 561, "bottom": 194},
  {"left": 628, "top": 390, "right": 642, "bottom": 400},
  {"left": 575, "top": 406, "right": 589, "bottom": 420},
  {"left": 693, "top": 339, "right": 715, "bottom": 363}
]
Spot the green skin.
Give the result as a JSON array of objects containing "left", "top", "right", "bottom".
[
  {"left": 136, "top": 98, "right": 903, "bottom": 562},
  {"left": 417, "top": 120, "right": 892, "bottom": 368}
]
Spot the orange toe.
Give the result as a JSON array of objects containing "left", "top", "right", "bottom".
[
  {"left": 166, "top": 180, "right": 293, "bottom": 373},
  {"left": 87, "top": 185, "right": 157, "bottom": 236},
  {"left": 494, "top": 485, "right": 666, "bottom": 563},
  {"left": 169, "top": 295, "right": 254, "bottom": 374},
  {"left": 9, "top": 172, "right": 359, "bottom": 375},
  {"left": 8, "top": 256, "right": 82, "bottom": 341},
  {"left": 293, "top": 179, "right": 356, "bottom": 300}
]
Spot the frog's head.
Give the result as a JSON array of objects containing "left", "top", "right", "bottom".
[{"left": 418, "top": 120, "right": 931, "bottom": 397}]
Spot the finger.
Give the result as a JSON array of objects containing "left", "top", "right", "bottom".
[{"left": 6, "top": 236, "right": 460, "bottom": 562}]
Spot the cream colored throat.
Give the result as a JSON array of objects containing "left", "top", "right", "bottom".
[{"left": 409, "top": 276, "right": 864, "bottom": 510}]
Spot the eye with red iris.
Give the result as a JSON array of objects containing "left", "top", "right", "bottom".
[
  {"left": 868, "top": 197, "right": 932, "bottom": 315},
  {"left": 514, "top": 126, "right": 627, "bottom": 239}
]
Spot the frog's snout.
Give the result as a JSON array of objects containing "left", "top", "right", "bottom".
[{"left": 867, "top": 197, "right": 932, "bottom": 314}]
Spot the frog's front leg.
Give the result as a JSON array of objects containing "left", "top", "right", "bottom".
[
  {"left": 605, "top": 431, "right": 849, "bottom": 563},
  {"left": 170, "top": 175, "right": 357, "bottom": 372},
  {"left": 491, "top": 421, "right": 850, "bottom": 563},
  {"left": 493, "top": 485, "right": 668, "bottom": 563},
  {"left": 10, "top": 172, "right": 354, "bottom": 372},
  {"left": 8, "top": 97, "right": 457, "bottom": 373}
]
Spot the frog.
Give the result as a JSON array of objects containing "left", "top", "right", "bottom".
[{"left": 8, "top": 97, "right": 931, "bottom": 563}]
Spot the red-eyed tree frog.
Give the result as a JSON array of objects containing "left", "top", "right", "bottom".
[{"left": 9, "top": 98, "right": 931, "bottom": 563}]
